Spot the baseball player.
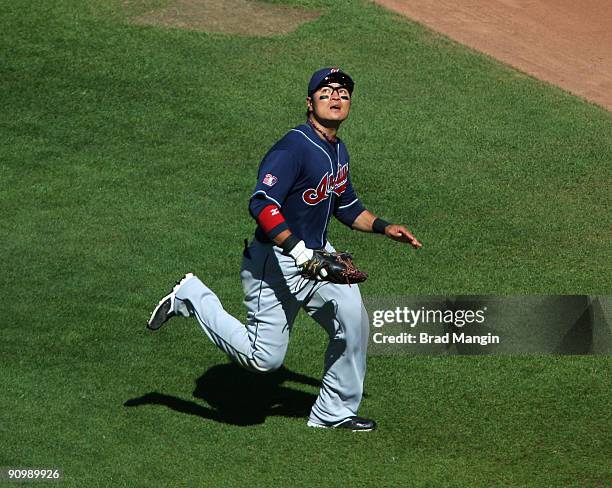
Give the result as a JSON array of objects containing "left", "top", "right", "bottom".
[{"left": 147, "top": 67, "right": 422, "bottom": 431}]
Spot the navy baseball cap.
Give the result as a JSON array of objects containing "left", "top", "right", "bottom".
[{"left": 307, "top": 67, "right": 354, "bottom": 97}]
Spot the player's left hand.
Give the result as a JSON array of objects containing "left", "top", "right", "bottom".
[{"left": 384, "top": 224, "right": 422, "bottom": 249}]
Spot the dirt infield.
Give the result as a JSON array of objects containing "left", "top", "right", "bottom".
[{"left": 373, "top": 0, "right": 612, "bottom": 111}]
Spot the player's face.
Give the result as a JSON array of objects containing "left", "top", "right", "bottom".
[{"left": 308, "top": 83, "right": 351, "bottom": 124}]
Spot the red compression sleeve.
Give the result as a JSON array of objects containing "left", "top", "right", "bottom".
[{"left": 257, "top": 204, "right": 286, "bottom": 234}]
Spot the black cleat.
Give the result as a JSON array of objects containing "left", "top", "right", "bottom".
[
  {"left": 307, "top": 416, "right": 377, "bottom": 432},
  {"left": 147, "top": 273, "right": 194, "bottom": 330}
]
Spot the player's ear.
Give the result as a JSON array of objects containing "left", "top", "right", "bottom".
[{"left": 306, "top": 96, "right": 313, "bottom": 113}]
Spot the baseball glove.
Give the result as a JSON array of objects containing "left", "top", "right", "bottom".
[{"left": 300, "top": 250, "right": 368, "bottom": 285}]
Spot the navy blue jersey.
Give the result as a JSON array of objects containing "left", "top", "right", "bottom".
[{"left": 249, "top": 123, "right": 365, "bottom": 249}]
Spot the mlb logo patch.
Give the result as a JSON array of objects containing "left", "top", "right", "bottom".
[{"left": 262, "top": 173, "right": 278, "bottom": 187}]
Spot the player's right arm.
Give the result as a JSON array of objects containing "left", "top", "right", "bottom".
[
  {"left": 248, "top": 144, "right": 318, "bottom": 267},
  {"left": 249, "top": 146, "right": 300, "bottom": 239},
  {"left": 250, "top": 208, "right": 314, "bottom": 269}
]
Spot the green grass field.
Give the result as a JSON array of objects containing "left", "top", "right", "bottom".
[{"left": 1, "top": 1, "right": 610, "bottom": 486}]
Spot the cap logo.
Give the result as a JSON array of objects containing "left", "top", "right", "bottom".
[{"left": 330, "top": 68, "right": 340, "bottom": 73}]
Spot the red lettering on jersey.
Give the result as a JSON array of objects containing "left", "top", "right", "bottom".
[
  {"left": 303, "top": 173, "right": 329, "bottom": 205},
  {"left": 302, "top": 163, "right": 349, "bottom": 206},
  {"left": 332, "top": 162, "right": 349, "bottom": 196}
]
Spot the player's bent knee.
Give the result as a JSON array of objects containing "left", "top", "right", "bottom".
[
  {"left": 250, "top": 361, "right": 283, "bottom": 374},
  {"left": 249, "top": 352, "right": 285, "bottom": 373}
]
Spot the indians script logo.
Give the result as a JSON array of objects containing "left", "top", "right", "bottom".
[{"left": 302, "top": 163, "right": 349, "bottom": 205}]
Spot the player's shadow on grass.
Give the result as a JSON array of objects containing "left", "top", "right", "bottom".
[{"left": 124, "top": 363, "right": 320, "bottom": 426}]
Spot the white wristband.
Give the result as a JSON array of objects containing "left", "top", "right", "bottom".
[{"left": 288, "top": 240, "right": 313, "bottom": 266}]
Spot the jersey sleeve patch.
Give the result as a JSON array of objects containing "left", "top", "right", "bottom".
[{"left": 262, "top": 173, "right": 278, "bottom": 187}]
